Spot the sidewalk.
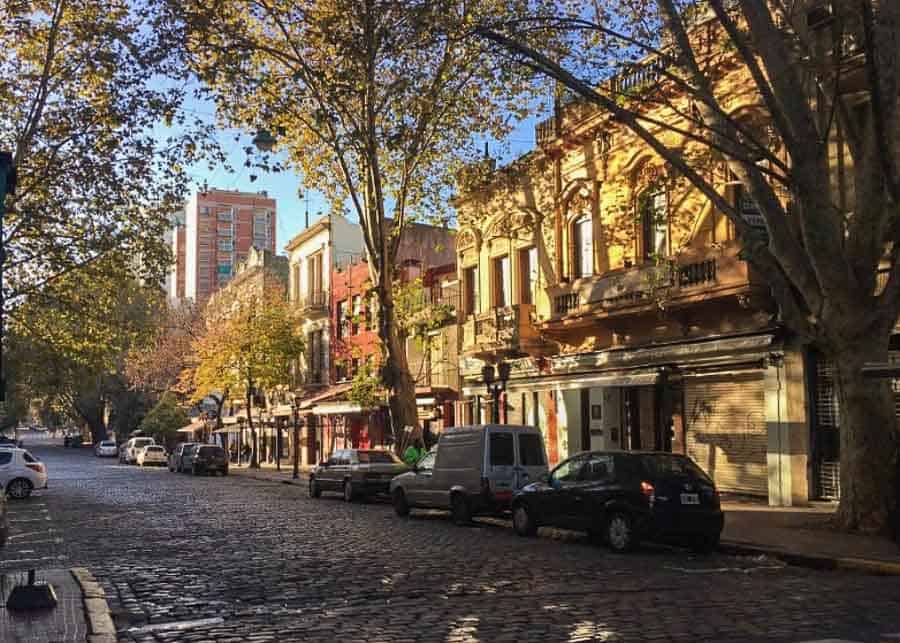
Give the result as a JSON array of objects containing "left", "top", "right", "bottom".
[
  {"left": 721, "top": 499, "right": 900, "bottom": 575},
  {"left": 229, "top": 461, "right": 311, "bottom": 487},
  {"left": 0, "top": 568, "right": 114, "bottom": 643}
]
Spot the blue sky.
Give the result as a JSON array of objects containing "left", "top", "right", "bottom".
[{"left": 178, "top": 100, "right": 543, "bottom": 255}]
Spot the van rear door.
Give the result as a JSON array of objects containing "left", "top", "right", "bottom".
[{"left": 514, "top": 431, "right": 548, "bottom": 489}]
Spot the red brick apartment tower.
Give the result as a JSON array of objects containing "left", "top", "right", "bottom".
[{"left": 183, "top": 189, "right": 276, "bottom": 302}]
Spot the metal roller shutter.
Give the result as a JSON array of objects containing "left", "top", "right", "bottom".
[{"left": 685, "top": 373, "right": 767, "bottom": 496}]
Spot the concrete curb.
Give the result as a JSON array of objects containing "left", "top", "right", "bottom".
[
  {"left": 70, "top": 567, "right": 117, "bottom": 643},
  {"left": 231, "top": 469, "right": 308, "bottom": 486},
  {"left": 720, "top": 541, "right": 900, "bottom": 576}
]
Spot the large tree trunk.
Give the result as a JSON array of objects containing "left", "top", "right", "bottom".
[
  {"left": 832, "top": 335, "right": 898, "bottom": 534},
  {"left": 377, "top": 282, "right": 419, "bottom": 454}
]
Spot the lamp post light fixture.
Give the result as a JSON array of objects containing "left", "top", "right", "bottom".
[{"left": 482, "top": 361, "right": 512, "bottom": 424}]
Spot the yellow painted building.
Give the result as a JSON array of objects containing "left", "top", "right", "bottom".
[{"left": 454, "top": 23, "right": 815, "bottom": 505}]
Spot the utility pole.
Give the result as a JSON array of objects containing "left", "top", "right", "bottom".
[{"left": 0, "top": 151, "right": 17, "bottom": 403}]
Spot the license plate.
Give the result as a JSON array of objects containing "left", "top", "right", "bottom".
[{"left": 680, "top": 493, "right": 700, "bottom": 505}]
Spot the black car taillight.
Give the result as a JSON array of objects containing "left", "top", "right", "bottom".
[{"left": 640, "top": 481, "right": 655, "bottom": 508}]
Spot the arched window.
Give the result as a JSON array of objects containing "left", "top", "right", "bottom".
[
  {"left": 639, "top": 188, "right": 668, "bottom": 261},
  {"left": 571, "top": 214, "right": 594, "bottom": 278}
]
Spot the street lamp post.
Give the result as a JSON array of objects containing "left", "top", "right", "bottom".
[
  {"left": 482, "top": 361, "right": 512, "bottom": 424},
  {"left": 237, "top": 416, "right": 246, "bottom": 465},
  {"left": 292, "top": 402, "right": 302, "bottom": 480}
]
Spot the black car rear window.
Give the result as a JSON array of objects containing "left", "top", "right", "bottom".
[
  {"left": 199, "top": 447, "right": 224, "bottom": 456},
  {"left": 489, "top": 432, "right": 515, "bottom": 466},
  {"left": 640, "top": 454, "right": 712, "bottom": 483},
  {"left": 518, "top": 434, "right": 545, "bottom": 466},
  {"left": 356, "top": 451, "right": 398, "bottom": 464}
]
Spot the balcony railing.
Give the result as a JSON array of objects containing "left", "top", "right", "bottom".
[
  {"left": 299, "top": 291, "right": 328, "bottom": 316},
  {"left": 550, "top": 242, "right": 753, "bottom": 320},
  {"left": 461, "top": 304, "right": 547, "bottom": 358}
]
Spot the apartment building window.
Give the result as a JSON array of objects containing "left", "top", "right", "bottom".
[
  {"left": 572, "top": 215, "right": 594, "bottom": 278},
  {"left": 291, "top": 264, "right": 301, "bottom": 301},
  {"left": 492, "top": 255, "right": 510, "bottom": 308},
  {"left": 336, "top": 300, "right": 347, "bottom": 339},
  {"left": 351, "top": 357, "right": 361, "bottom": 377},
  {"left": 519, "top": 246, "right": 538, "bottom": 305},
  {"left": 217, "top": 261, "right": 231, "bottom": 275},
  {"left": 308, "top": 252, "right": 324, "bottom": 296},
  {"left": 217, "top": 209, "right": 233, "bottom": 221},
  {"left": 201, "top": 207, "right": 210, "bottom": 216},
  {"left": 463, "top": 265, "right": 479, "bottom": 316},
  {"left": 640, "top": 189, "right": 668, "bottom": 261},
  {"left": 335, "top": 361, "right": 348, "bottom": 382},
  {"left": 352, "top": 295, "right": 362, "bottom": 334},
  {"left": 218, "top": 239, "right": 233, "bottom": 252},
  {"left": 217, "top": 224, "right": 233, "bottom": 237},
  {"left": 308, "top": 329, "right": 326, "bottom": 383}
]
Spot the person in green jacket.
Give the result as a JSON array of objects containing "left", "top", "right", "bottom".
[{"left": 403, "top": 437, "right": 426, "bottom": 467}]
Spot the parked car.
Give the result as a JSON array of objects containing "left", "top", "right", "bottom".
[
  {"left": 120, "top": 437, "right": 156, "bottom": 464},
  {"left": 0, "top": 435, "right": 21, "bottom": 448},
  {"left": 510, "top": 451, "right": 724, "bottom": 553},
  {"left": 137, "top": 445, "right": 168, "bottom": 467},
  {"left": 0, "top": 486, "right": 8, "bottom": 547},
  {"left": 309, "top": 449, "right": 408, "bottom": 502},
  {"left": 169, "top": 443, "right": 198, "bottom": 473},
  {"left": 94, "top": 440, "right": 118, "bottom": 458},
  {"left": 390, "top": 424, "right": 548, "bottom": 524},
  {"left": 0, "top": 447, "right": 48, "bottom": 500},
  {"left": 190, "top": 445, "right": 229, "bottom": 476}
]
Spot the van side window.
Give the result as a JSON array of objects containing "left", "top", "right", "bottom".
[
  {"left": 489, "top": 432, "right": 514, "bottom": 466},
  {"left": 0, "top": 452, "right": 12, "bottom": 465},
  {"left": 517, "top": 434, "right": 545, "bottom": 466}
]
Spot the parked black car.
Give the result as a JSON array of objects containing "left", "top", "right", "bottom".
[
  {"left": 511, "top": 451, "right": 723, "bottom": 553},
  {"left": 191, "top": 445, "right": 229, "bottom": 476},
  {"left": 0, "top": 487, "right": 8, "bottom": 548},
  {"left": 309, "top": 449, "right": 408, "bottom": 502}
]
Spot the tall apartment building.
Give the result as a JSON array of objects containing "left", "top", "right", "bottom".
[{"left": 171, "top": 188, "right": 277, "bottom": 302}]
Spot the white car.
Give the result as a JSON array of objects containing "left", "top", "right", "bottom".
[
  {"left": 94, "top": 440, "right": 118, "bottom": 457},
  {"left": 137, "top": 445, "right": 167, "bottom": 467},
  {"left": 121, "top": 437, "right": 156, "bottom": 464},
  {"left": 0, "top": 448, "right": 48, "bottom": 499}
]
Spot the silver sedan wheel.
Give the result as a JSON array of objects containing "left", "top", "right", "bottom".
[{"left": 7, "top": 478, "right": 32, "bottom": 500}]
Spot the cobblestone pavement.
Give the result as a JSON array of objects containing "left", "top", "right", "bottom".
[{"left": 4, "top": 444, "right": 900, "bottom": 643}]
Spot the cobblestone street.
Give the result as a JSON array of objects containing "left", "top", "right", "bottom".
[{"left": 3, "top": 444, "right": 899, "bottom": 643}]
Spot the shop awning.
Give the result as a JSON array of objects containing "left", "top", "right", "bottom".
[
  {"left": 312, "top": 402, "right": 371, "bottom": 416},
  {"left": 212, "top": 426, "right": 241, "bottom": 434},
  {"left": 299, "top": 383, "right": 354, "bottom": 410},
  {"left": 177, "top": 421, "right": 205, "bottom": 434},
  {"left": 463, "top": 368, "right": 660, "bottom": 397}
]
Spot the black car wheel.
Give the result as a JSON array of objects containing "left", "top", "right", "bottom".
[
  {"left": 690, "top": 532, "right": 721, "bottom": 554},
  {"left": 343, "top": 480, "right": 355, "bottom": 503},
  {"left": 450, "top": 494, "right": 471, "bottom": 526},
  {"left": 191, "top": 464, "right": 198, "bottom": 476},
  {"left": 512, "top": 502, "right": 538, "bottom": 537},
  {"left": 309, "top": 478, "right": 321, "bottom": 498},
  {"left": 606, "top": 512, "right": 636, "bottom": 553},
  {"left": 6, "top": 478, "right": 33, "bottom": 500},
  {"left": 392, "top": 488, "right": 410, "bottom": 517}
]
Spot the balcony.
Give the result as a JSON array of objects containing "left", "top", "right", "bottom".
[
  {"left": 298, "top": 291, "right": 328, "bottom": 317},
  {"left": 549, "top": 242, "right": 763, "bottom": 323},
  {"left": 461, "top": 304, "right": 550, "bottom": 360}
]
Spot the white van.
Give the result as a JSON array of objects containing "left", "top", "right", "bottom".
[
  {"left": 122, "top": 437, "right": 156, "bottom": 464},
  {"left": 389, "top": 424, "right": 548, "bottom": 524}
]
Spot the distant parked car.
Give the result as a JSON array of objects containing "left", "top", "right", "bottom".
[
  {"left": 0, "top": 486, "right": 8, "bottom": 547},
  {"left": 169, "top": 443, "right": 198, "bottom": 473},
  {"left": 310, "top": 449, "right": 408, "bottom": 502},
  {"left": 510, "top": 451, "right": 724, "bottom": 553},
  {"left": 94, "top": 440, "right": 118, "bottom": 458},
  {"left": 390, "top": 424, "right": 548, "bottom": 524},
  {"left": 0, "top": 447, "right": 48, "bottom": 500},
  {"left": 137, "top": 445, "right": 168, "bottom": 467},
  {"left": 0, "top": 436, "right": 20, "bottom": 448},
  {"left": 121, "top": 437, "right": 156, "bottom": 464},
  {"left": 190, "top": 445, "right": 229, "bottom": 476}
]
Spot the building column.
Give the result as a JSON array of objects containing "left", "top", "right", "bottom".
[{"left": 765, "top": 349, "right": 810, "bottom": 506}]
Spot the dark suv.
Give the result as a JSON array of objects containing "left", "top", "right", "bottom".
[
  {"left": 511, "top": 451, "right": 723, "bottom": 553},
  {"left": 309, "top": 449, "right": 408, "bottom": 502},
  {"left": 191, "top": 446, "right": 229, "bottom": 476}
]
